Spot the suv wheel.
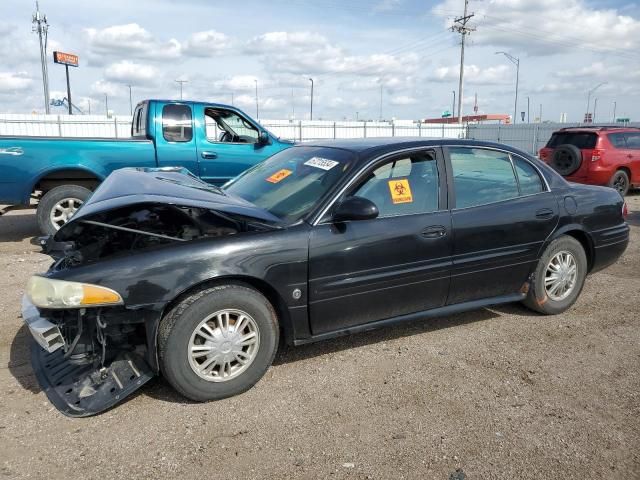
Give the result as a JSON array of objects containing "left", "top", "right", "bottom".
[
  {"left": 523, "top": 236, "right": 588, "bottom": 315},
  {"left": 158, "top": 284, "right": 279, "bottom": 402},
  {"left": 608, "top": 170, "right": 630, "bottom": 197},
  {"left": 551, "top": 144, "right": 582, "bottom": 176}
]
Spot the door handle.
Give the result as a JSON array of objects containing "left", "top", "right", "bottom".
[
  {"left": 420, "top": 225, "right": 447, "bottom": 238},
  {"left": 201, "top": 151, "right": 218, "bottom": 159},
  {"left": 535, "top": 208, "right": 554, "bottom": 219}
]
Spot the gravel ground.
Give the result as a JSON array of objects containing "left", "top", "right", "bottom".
[{"left": 0, "top": 195, "right": 638, "bottom": 480}]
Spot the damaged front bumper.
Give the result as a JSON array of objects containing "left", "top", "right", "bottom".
[{"left": 22, "top": 296, "right": 155, "bottom": 417}]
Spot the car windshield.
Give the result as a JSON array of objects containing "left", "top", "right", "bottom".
[{"left": 224, "top": 146, "right": 356, "bottom": 222}]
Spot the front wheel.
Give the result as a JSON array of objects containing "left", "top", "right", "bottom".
[
  {"left": 36, "top": 184, "right": 91, "bottom": 235},
  {"left": 523, "top": 236, "right": 588, "bottom": 315},
  {"left": 158, "top": 284, "right": 279, "bottom": 402}
]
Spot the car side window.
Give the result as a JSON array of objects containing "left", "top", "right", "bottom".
[
  {"left": 351, "top": 152, "right": 439, "bottom": 217},
  {"left": 609, "top": 133, "right": 627, "bottom": 149},
  {"left": 162, "top": 104, "right": 193, "bottom": 143},
  {"left": 513, "top": 157, "right": 544, "bottom": 195},
  {"left": 450, "top": 147, "right": 519, "bottom": 208},
  {"left": 205, "top": 108, "right": 259, "bottom": 144},
  {"left": 624, "top": 133, "right": 640, "bottom": 149}
]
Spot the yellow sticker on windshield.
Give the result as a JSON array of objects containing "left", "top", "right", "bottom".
[
  {"left": 388, "top": 179, "right": 413, "bottom": 204},
  {"left": 266, "top": 169, "right": 292, "bottom": 183}
]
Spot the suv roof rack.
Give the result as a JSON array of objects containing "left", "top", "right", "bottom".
[{"left": 559, "top": 125, "right": 640, "bottom": 131}]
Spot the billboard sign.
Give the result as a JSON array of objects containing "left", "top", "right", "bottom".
[{"left": 53, "top": 51, "right": 79, "bottom": 67}]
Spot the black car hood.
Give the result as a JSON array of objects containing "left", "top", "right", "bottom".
[{"left": 56, "top": 167, "right": 282, "bottom": 238}]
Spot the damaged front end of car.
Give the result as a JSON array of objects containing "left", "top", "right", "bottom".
[{"left": 24, "top": 167, "right": 283, "bottom": 416}]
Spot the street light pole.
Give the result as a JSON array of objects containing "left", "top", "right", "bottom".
[
  {"left": 612, "top": 101, "right": 617, "bottom": 123},
  {"left": 452, "top": 90, "right": 456, "bottom": 119},
  {"left": 496, "top": 51, "right": 519, "bottom": 124},
  {"left": 254, "top": 79, "right": 259, "bottom": 119},
  {"left": 593, "top": 98, "right": 598, "bottom": 123},
  {"left": 527, "top": 96, "right": 530, "bottom": 123},
  {"left": 127, "top": 85, "right": 133, "bottom": 115},
  {"left": 309, "top": 78, "right": 314, "bottom": 121},
  {"left": 586, "top": 82, "right": 606, "bottom": 123}
]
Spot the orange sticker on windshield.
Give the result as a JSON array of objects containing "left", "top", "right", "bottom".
[
  {"left": 388, "top": 179, "right": 413, "bottom": 204},
  {"left": 266, "top": 169, "right": 292, "bottom": 183}
]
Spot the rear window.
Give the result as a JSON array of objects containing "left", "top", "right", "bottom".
[{"left": 546, "top": 132, "right": 597, "bottom": 149}]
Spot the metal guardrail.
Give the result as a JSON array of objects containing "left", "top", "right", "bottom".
[{"left": 1, "top": 115, "right": 638, "bottom": 155}]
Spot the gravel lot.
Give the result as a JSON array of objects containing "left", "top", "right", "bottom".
[{"left": 1, "top": 195, "right": 638, "bottom": 480}]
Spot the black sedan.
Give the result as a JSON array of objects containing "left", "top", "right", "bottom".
[{"left": 23, "top": 138, "right": 629, "bottom": 416}]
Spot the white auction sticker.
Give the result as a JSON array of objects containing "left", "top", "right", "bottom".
[{"left": 304, "top": 157, "right": 339, "bottom": 170}]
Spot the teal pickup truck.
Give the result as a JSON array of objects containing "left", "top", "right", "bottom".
[{"left": 0, "top": 99, "right": 293, "bottom": 234}]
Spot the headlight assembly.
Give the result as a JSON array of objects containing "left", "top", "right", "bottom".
[{"left": 26, "top": 276, "right": 123, "bottom": 309}]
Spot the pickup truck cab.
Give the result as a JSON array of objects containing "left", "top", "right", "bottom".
[{"left": 0, "top": 99, "right": 293, "bottom": 234}]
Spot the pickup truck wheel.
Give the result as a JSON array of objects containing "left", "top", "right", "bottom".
[
  {"left": 36, "top": 185, "right": 91, "bottom": 235},
  {"left": 608, "top": 170, "right": 630, "bottom": 197},
  {"left": 523, "top": 236, "right": 587, "bottom": 315},
  {"left": 158, "top": 284, "right": 279, "bottom": 402}
]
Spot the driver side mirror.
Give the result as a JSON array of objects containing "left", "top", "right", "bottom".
[
  {"left": 333, "top": 196, "right": 379, "bottom": 222},
  {"left": 257, "top": 131, "right": 270, "bottom": 145}
]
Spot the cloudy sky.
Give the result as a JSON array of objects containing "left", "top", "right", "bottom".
[{"left": 1, "top": 0, "right": 639, "bottom": 122}]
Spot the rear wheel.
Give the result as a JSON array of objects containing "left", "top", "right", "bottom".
[
  {"left": 158, "top": 284, "right": 279, "bottom": 402},
  {"left": 523, "top": 236, "right": 587, "bottom": 315},
  {"left": 608, "top": 170, "right": 630, "bottom": 197},
  {"left": 36, "top": 184, "right": 91, "bottom": 235}
]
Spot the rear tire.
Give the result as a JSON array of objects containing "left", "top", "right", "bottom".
[
  {"left": 523, "top": 236, "right": 588, "bottom": 315},
  {"left": 36, "top": 184, "right": 91, "bottom": 235},
  {"left": 158, "top": 284, "right": 279, "bottom": 402},
  {"left": 608, "top": 170, "right": 630, "bottom": 197}
]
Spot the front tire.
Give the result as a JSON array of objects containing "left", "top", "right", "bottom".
[
  {"left": 36, "top": 184, "right": 91, "bottom": 235},
  {"left": 523, "top": 236, "right": 588, "bottom": 315},
  {"left": 158, "top": 284, "right": 279, "bottom": 402},
  {"left": 608, "top": 170, "right": 630, "bottom": 197}
]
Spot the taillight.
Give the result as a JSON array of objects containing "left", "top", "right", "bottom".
[
  {"left": 622, "top": 202, "right": 628, "bottom": 218},
  {"left": 591, "top": 148, "right": 604, "bottom": 162},
  {"left": 539, "top": 149, "right": 549, "bottom": 160}
]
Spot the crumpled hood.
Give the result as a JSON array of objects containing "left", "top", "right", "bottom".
[{"left": 55, "top": 167, "right": 282, "bottom": 239}]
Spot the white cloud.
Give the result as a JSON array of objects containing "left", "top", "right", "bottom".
[
  {"left": 373, "top": 0, "right": 403, "bottom": 13},
  {"left": 104, "top": 61, "right": 159, "bottom": 86},
  {"left": 431, "top": 64, "right": 511, "bottom": 85},
  {"left": 183, "top": 30, "right": 231, "bottom": 57},
  {"left": 90, "top": 79, "right": 122, "bottom": 97},
  {"left": 213, "top": 75, "right": 258, "bottom": 92},
  {"left": 390, "top": 95, "right": 417, "bottom": 106},
  {"left": 246, "top": 31, "right": 420, "bottom": 76},
  {"left": 433, "top": 0, "right": 640, "bottom": 56},
  {"left": 0, "top": 72, "right": 33, "bottom": 93}
]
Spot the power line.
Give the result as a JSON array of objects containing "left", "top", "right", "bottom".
[{"left": 32, "top": 1, "right": 50, "bottom": 114}]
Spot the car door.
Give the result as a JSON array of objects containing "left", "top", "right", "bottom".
[
  {"left": 623, "top": 132, "right": 640, "bottom": 181},
  {"left": 445, "top": 146, "right": 558, "bottom": 305},
  {"left": 154, "top": 102, "right": 200, "bottom": 176},
  {"left": 193, "top": 105, "right": 283, "bottom": 185},
  {"left": 308, "top": 148, "right": 452, "bottom": 335}
]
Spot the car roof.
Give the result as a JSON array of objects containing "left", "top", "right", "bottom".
[
  {"left": 293, "top": 137, "right": 526, "bottom": 157},
  {"left": 556, "top": 126, "right": 640, "bottom": 133}
]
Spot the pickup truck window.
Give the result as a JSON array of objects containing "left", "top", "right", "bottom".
[
  {"left": 205, "top": 108, "right": 259, "bottom": 144},
  {"left": 163, "top": 104, "right": 193, "bottom": 142},
  {"left": 132, "top": 103, "right": 147, "bottom": 137}
]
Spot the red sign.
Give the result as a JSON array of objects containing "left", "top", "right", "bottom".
[{"left": 53, "top": 51, "right": 79, "bottom": 67}]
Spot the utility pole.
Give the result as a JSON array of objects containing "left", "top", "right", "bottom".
[
  {"left": 309, "top": 78, "right": 314, "bottom": 121},
  {"left": 127, "top": 85, "right": 133, "bottom": 115},
  {"left": 32, "top": 1, "right": 50, "bottom": 114},
  {"left": 452, "top": 90, "right": 456, "bottom": 119},
  {"left": 379, "top": 83, "right": 383, "bottom": 121},
  {"left": 231, "top": 92, "right": 234, "bottom": 106},
  {"left": 451, "top": 0, "right": 475, "bottom": 125},
  {"left": 539, "top": 103, "right": 542, "bottom": 123},
  {"left": 175, "top": 79, "right": 188, "bottom": 100},
  {"left": 527, "top": 96, "right": 530, "bottom": 123},
  {"left": 254, "top": 79, "right": 259, "bottom": 119},
  {"left": 291, "top": 88, "right": 295, "bottom": 119},
  {"left": 496, "top": 51, "right": 519, "bottom": 124},
  {"left": 88, "top": 99, "right": 91, "bottom": 115},
  {"left": 104, "top": 94, "right": 109, "bottom": 116},
  {"left": 612, "top": 101, "right": 617, "bottom": 122}
]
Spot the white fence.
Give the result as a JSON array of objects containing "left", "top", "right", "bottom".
[{"left": 0, "top": 113, "right": 637, "bottom": 155}]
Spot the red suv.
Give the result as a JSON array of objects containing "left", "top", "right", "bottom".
[{"left": 539, "top": 126, "right": 640, "bottom": 196}]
